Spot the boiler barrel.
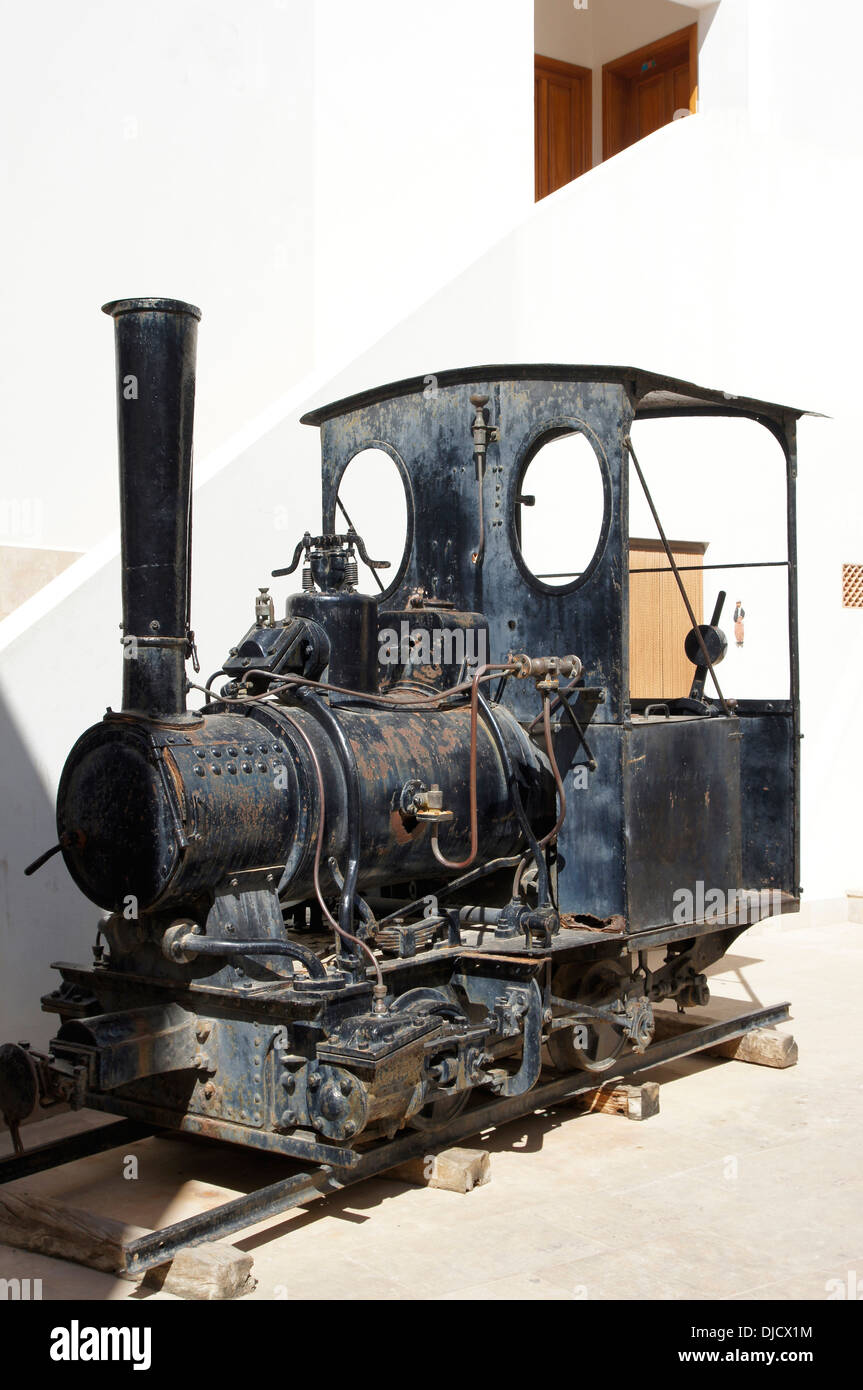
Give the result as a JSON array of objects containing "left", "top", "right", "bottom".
[
  {"left": 277, "top": 701, "right": 553, "bottom": 901},
  {"left": 56, "top": 702, "right": 552, "bottom": 914}
]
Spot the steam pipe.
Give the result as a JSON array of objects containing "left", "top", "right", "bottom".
[
  {"left": 102, "top": 297, "right": 201, "bottom": 718},
  {"left": 295, "top": 687, "right": 363, "bottom": 968},
  {"left": 476, "top": 691, "right": 551, "bottom": 906}
]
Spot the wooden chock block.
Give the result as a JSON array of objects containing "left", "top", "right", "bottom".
[
  {"left": 713, "top": 1027, "right": 798, "bottom": 1068},
  {"left": 574, "top": 1081, "right": 660, "bottom": 1121},
  {"left": 389, "top": 1145, "right": 491, "bottom": 1193},
  {"left": 0, "top": 1187, "right": 256, "bottom": 1299},
  {"left": 141, "top": 1241, "right": 256, "bottom": 1300},
  {"left": 653, "top": 1011, "right": 798, "bottom": 1069}
]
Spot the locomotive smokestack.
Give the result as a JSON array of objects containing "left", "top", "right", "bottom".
[{"left": 102, "top": 297, "right": 201, "bottom": 718}]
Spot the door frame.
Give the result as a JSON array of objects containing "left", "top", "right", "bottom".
[
  {"left": 602, "top": 24, "right": 697, "bottom": 162},
  {"left": 534, "top": 54, "right": 592, "bottom": 201}
]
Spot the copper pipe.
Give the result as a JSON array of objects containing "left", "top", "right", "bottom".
[
  {"left": 190, "top": 667, "right": 507, "bottom": 714},
  {"left": 512, "top": 854, "right": 530, "bottom": 898},
  {"left": 430, "top": 662, "right": 515, "bottom": 871}
]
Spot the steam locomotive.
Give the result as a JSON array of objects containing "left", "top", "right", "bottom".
[{"left": 0, "top": 299, "right": 800, "bottom": 1221}]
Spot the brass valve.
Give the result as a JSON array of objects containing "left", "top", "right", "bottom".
[
  {"left": 509, "top": 653, "right": 582, "bottom": 690},
  {"left": 469, "top": 394, "right": 500, "bottom": 463},
  {"left": 401, "top": 781, "right": 454, "bottom": 823},
  {"left": 414, "top": 782, "right": 454, "bottom": 823},
  {"left": 255, "top": 587, "right": 275, "bottom": 626}
]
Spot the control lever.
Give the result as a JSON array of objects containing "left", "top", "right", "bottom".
[{"left": 686, "top": 591, "right": 728, "bottom": 703}]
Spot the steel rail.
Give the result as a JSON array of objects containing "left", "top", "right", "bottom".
[{"left": 0, "top": 1118, "right": 155, "bottom": 1186}]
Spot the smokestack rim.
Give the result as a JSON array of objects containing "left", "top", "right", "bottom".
[{"left": 101, "top": 297, "right": 202, "bottom": 321}]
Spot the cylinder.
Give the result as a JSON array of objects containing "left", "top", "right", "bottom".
[{"left": 102, "top": 297, "right": 201, "bottom": 717}]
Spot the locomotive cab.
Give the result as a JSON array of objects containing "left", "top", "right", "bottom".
[{"left": 304, "top": 366, "right": 801, "bottom": 938}]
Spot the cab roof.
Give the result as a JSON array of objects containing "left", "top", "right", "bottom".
[{"left": 301, "top": 364, "right": 816, "bottom": 428}]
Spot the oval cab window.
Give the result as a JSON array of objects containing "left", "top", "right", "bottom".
[
  {"left": 516, "top": 431, "right": 606, "bottom": 588},
  {"left": 336, "top": 447, "right": 408, "bottom": 592}
]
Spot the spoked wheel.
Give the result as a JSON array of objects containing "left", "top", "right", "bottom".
[
  {"left": 408, "top": 1089, "right": 471, "bottom": 1131},
  {"left": 547, "top": 959, "right": 630, "bottom": 1074},
  {"left": 391, "top": 987, "right": 473, "bottom": 1132}
]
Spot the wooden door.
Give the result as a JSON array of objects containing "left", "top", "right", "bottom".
[
  {"left": 535, "top": 55, "right": 592, "bottom": 201},
  {"left": 602, "top": 25, "right": 697, "bottom": 161},
  {"left": 629, "top": 538, "right": 706, "bottom": 699}
]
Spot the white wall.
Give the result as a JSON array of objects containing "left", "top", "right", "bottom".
[
  {"left": 704, "top": 0, "right": 863, "bottom": 152},
  {"left": 0, "top": 0, "right": 534, "bottom": 554},
  {"left": 1, "top": 0, "right": 861, "bottom": 1044},
  {"left": 0, "top": 0, "right": 316, "bottom": 553},
  {"left": 313, "top": 0, "right": 534, "bottom": 366}
]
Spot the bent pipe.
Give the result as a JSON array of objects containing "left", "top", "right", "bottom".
[
  {"left": 476, "top": 691, "right": 552, "bottom": 907},
  {"left": 296, "top": 687, "right": 363, "bottom": 958},
  {"left": 170, "top": 934, "right": 327, "bottom": 980},
  {"left": 327, "top": 857, "right": 376, "bottom": 930}
]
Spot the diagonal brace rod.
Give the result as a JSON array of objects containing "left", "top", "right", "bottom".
[{"left": 624, "top": 434, "right": 732, "bottom": 715}]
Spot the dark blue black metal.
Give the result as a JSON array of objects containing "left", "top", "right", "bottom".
[
  {"left": 308, "top": 365, "right": 803, "bottom": 922},
  {"left": 0, "top": 306, "right": 804, "bottom": 1255},
  {"left": 102, "top": 297, "right": 201, "bottom": 719}
]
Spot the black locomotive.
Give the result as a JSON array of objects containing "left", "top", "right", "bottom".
[{"left": 0, "top": 299, "right": 799, "bottom": 1256}]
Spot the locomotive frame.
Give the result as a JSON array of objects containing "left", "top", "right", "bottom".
[{"left": 0, "top": 299, "right": 801, "bottom": 1270}]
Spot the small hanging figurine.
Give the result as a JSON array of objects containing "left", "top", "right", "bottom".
[{"left": 733, "top": 599, "right": 745, "bottom": 648}]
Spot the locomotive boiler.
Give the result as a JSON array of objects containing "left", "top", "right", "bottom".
[{"left": 0, "top": 298, "right": 800, "bottom": 1263}]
